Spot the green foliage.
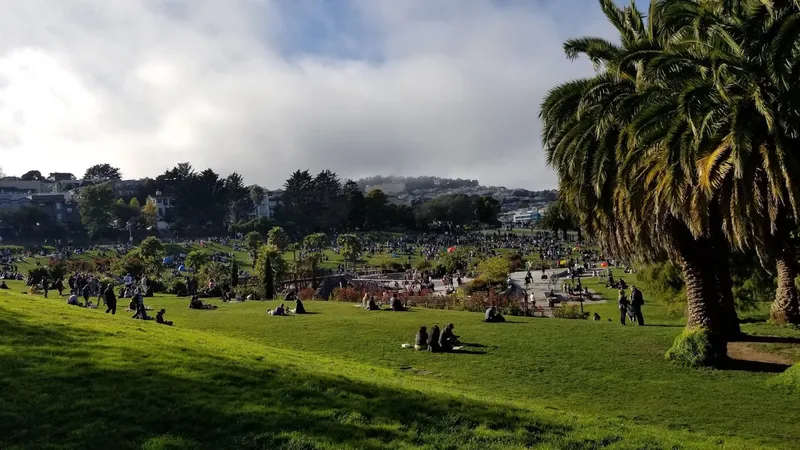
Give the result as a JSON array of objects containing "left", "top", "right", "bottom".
[
  {"left": 336, "top": 234, "right": 362, "bottom": 269},
  {"left": 552, "top": 304, "right": 589, "bottom": 320},
  {"left": 27, "top": 267, "right": 49, "bottom": 285},
  {"left": 665, "top": 327, "right": 727, "bottom": 368},
  {"left": 261, "top": 253, "right": 274, "bottom": 300},
  {"left": 83, "top": 163, "right": 122, "bottom": 182},
  {"left": 244, "top": 231, "right": 262, "bottom": 252},
  {"left": 230, "top": 259, "right": 239, "bottom": 289},
  {"left": 415, "top": 259, "right": 432, "bottom": 271},
  {"left": 78, "top": 183, "right": 115, "bottom": 238},
  {"left": 476, "top": 256, "right": 511, "bottom": 284},
  {"left": 184, "top": 251, "right": 210, "bottom": 272},
  {"left": 139, "top": 237, "right": 165, "bottom": 260},
  {"left": 768, "top": 363, "right": 800, "bottom": 394},
  {"left": 233, "top": 284, "right": 262, "bottom": 300},
  {"left": 128, "top": 197, "right": 140, "bottom": 208},
  {"left": 113, "top": 253, "right": 147, "bottom": 278},
  {"left": 637, "top": 263, "right": 687, "bottom": 313},
  {"left": 267, "top": 227, "right": 289, "bottom": 252},
  {"left": 438, "top": 250, "right": 468, "bottom": 274}
]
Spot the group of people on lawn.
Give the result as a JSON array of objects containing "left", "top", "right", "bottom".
[{"left": 415, "top": 323, "right": 461, "bottom": 352}]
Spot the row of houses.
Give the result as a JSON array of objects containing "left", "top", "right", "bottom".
[{"left": 0, "top": 178, "right": 282, "bottom": 230}]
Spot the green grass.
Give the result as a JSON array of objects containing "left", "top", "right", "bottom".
[{"left": 2, "top": 278, "right": 800, "bottom": 449}]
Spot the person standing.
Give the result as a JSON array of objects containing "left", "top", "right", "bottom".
[
  {"left": 617, "top": 289, "right": 630, "bottom": 325},
  {"left": 104, "top": 284, "right": 117, "bottom": 315},
  {"left": 42, "top": 277, "right": 49, "bottom": 298},
  {"left": 631, "top": 286, "right": 645, "bottom": 326}
]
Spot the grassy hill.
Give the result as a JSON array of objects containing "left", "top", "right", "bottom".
[{"left": 1, "top": 279, "right": 799, "bottom": 449}]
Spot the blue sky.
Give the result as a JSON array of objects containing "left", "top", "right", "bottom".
[{"left": 0, "top": 0, "right": 616, "bottom": 189}]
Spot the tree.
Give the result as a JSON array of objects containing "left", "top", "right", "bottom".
[
  {"left": 249, "top": 185, "right": 266, "bottom": 217},
  {"left": 474, "top": 196, "right": 501, "bottom": 226},
  {"left": 78, "top": 183, "right": 115, "bottom": 238},
  {"left": 342, "top": 180, "right": 366, "bottom": 230},
  {"left": 48, "top": 172, "right": 76, "bottom": 181},
  {"left": 20, "top": 170, "right": 45, "bottom": 181},
  {"left": 112, "top": 198, "right": 139, "bottom": 228},
  {"left": 303, "top": 232, "right": 327, "bottom": 288},
  {"left": 230, "top": 258, "right": 239, "bottom": 289},
  {"left": 83, "top": 164, "right": 122, "bottom": 182},
  {"left": 225, "top": 172, "right": 253, "bottom": 223},
  {"left": 476, "top": 256, "right": 511, "bottom": 284},
  {"left": 364, "top": 189, "right": 389, "bottom": 230},
  {"left": 142, "top": 201, "right": 158, "bottom": 228},
  {"left": 129, "top": 197, "right": 140, "bottom": 208},
  {"left": 336, "top": 234, "right": 362, "bottom": 270},
  {"left": 267, "top": 226, "right": 289, "bottom": 252},
  {"left": 185, "top": 250, "right": 210, "bottom": 272},
  {"left": 137, "top": 236, "right": 165, "bottom": 276},
  {"left": 256, "top": 245, "right": 286, "bottom": 299},
  {"left": 244, "top": 231, "right": 263, "bottom": 259}
]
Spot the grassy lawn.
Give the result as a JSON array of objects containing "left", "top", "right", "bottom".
[{"left": 1, "top": 278, "right": 799, "bottom": 449}]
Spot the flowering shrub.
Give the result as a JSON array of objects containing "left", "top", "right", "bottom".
[
  {"left": 552, "top": 304, "right": 589, "bottom": 319},
  {"left": 298, "top": 287, "right": 317, "bottom": 301},
  {"left": 331, "top": 287, "right": 362, "bottom": 302}
]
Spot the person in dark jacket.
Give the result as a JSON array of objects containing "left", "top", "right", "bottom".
[
  {"left": 82, "top": 283, "right": 91, "bottom": 305},
  {"left": 631, "top": 286, "right": 645, "bottom": 326},
  {"left": 104, "top": 284, "right": 117, "bottom": 315},
  {"left": 42, "top": 278, "right": 49, "bottom": 298},
  {"left": 484, "top": 306, "right": 505, "bottom": 323},
  {"left": 294, "top": 298, "right": 306, "bottom": 314},
  {"left": 427, "top": 325, "right": 441, "bottom": 352},
  {"left": 55, "top": 278, "right": 64, "bottom": 296},
  {"left": 390, "top": 295, "right": 406, "bottom": 311},
  {"left": 156, "top": 309, "right": 173, "bottom": 326},
  {"left": 439, "top": 323, "right": 458, "bottom": 352},
  {"left": 415, "top": 326, "right": 428, "bottom": 351}
]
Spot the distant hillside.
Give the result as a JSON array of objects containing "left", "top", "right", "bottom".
[{"left": 355, "top": 176, "right": 479, "bottom": 192}]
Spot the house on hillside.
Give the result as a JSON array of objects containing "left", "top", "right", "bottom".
[
  {"left": 0, "top": 180, "right": 46, "bottom": 194},
  {"left": 111, "top": 180, "right": 146, "bottom": 199},
  {"left": 0, "top": 192, "right": 33, "bottom": 211},
  {"left": 146, "top": 191, "right": 175, "bottom": 230},
  {"left": 30, "top": 193, "right": 81, "bottom": 225}
]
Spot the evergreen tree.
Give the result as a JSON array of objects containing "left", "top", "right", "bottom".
[{"left": 230, "top": 258, "right": 239, "bottom": 289}]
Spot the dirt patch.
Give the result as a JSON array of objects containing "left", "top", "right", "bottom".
[{"left": 728, "top": 342, "right": 793, "bottom": 365}]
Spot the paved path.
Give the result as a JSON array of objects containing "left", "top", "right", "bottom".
[{"left": 507, "top": 269, "right": 607, "bottom": 317}]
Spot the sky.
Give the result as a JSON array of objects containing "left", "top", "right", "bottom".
[{"left": 0, "top": 0, "right": 616, "bottom": 190}]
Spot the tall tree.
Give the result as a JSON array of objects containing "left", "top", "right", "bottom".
[
  {"left": 84, "top": 164, "right": 122, "bottom": 182},
  {"left": 336, "top": 234, "right": 362, "bottom": 270},
  {"left": 342, "top": 180, "right": 366, "bottom": 230},
  {"left": 230, "top": 258, "right": 239, "bottom": 289},
  {"left": 313, "top": 170, "right": 344, "bottom": 231},
  {"left": 474, "top": 196, "right": 501, "bottom": 226},
  {"left": 78, "top": 183, "right": 115, "bottom": 238},
  {"left": 249, "top": 185, "right": 266, "bottom": 217},
  {"left": 279, "top": 170, "right": 315, "bottom": 233},
  {"left": 225, "top": 172, "right": 253, "bottom": 223}
]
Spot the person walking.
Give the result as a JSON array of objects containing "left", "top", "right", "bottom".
[
  {"left": 631, "top": 286, "right": 645, "bottom": 326},
  {"left": 104, "top": 284, "right": 117, "bottom": 315},
  {"left": 617, "top": 289, "right": 630, "bottom": 325}
]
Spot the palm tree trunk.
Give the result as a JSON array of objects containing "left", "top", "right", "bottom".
[
  {"left": 770, "top": 247, "right": 800, "bottom": 325},
  {"left": 708, "top": 210, "right": 740, "bottom": 337},
  {"left": 672, "top": 222, "right": 726, "bottom": 336}
]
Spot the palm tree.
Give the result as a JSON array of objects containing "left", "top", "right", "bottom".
[{"left": 541, "top": 0, "right": 740, "bottom": 358}]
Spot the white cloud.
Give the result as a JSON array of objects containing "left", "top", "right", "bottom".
[{"left": 0, "top": 0, "right": 611, "bottom": 189}]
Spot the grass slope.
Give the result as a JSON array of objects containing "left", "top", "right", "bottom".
[{"left": 2, "top": 281, "right": 799, "bottom": 449}]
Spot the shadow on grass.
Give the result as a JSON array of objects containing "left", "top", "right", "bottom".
[
  {"left": 0, "top": 311, "right": 591, "bottom": 450},
  {"left": 719, "top": 359, "right": 791, "bottom": 374},
  {"left": 641, "top": 324, "right": 683, "bottom": 328},
  {"left": 736, "top": 334, "right": 800, "bottom": 344}
]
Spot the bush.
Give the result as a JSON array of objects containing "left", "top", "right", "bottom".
[
  {"left": 331, "top": 287, "right": 362, "bottom": 303},
  {"left": 297, "top": 287, "right": 317, "bottom": 301},
  {"left": 66, "top": 258, "right": 96, "bottom": 274},
  {"left": 665, "top": 327, "right": 727, "bottom": 368},
  {"left": 638, "top": 262, "right": 686, "bottom": 313},
  {"left": 476, "top": 256, "right": 511, "bottom": 284},
  {"left": 552, "top": 304, "right": 589, "bottom": 319},
  {"left": 769, "top": 363, "right": 800, "bottom": 393},
  {"left": 416, "top": 260, "right": 432, "bottom": 271},
  {"left": 234, "top": 284, "right": 262, "bottom": 300},
  {"left": 47, "top": 259, "right": 67, "bottom": 281},
  {"left": 506, "top": 252, "right": 524, "bottom": 272},
  {"left": 147, "top": 278, "right": 167, "bottom": 294}
]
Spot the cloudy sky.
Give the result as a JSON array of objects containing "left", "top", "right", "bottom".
[{"left": 0, "top": 0, "right": 614, "bottom": 190}]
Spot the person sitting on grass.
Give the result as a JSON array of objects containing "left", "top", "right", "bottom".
[
  {"left": 156, "top": 309, "right": 174, "bottom": 326},
  {"left": 484, "top": 306, "right": 506, "bottom": 323},
  {"left": 67, "top": 293, "right": 83, "bottom": 307},
  {"left": 415, "top": 326, "right": 428, "bottom": 351},
  {"left": 439, "top": 323, "right": 462, "bottom": 352},
  {"left": 427, "top": 325, "right": 441, "bottom": 352},
  {"left": 366, "top": 296, "right": 380, "bottom": 311},
  {"left": 189, "top": 295, "right": 217, "bottom": 310},
  {"left": 268, "top": 303, "right": 287, "bottom": 316},
  {"left": 390, "top": 295, "right": 407, "bottom": 312},
  {"left": 292, "top": 298, "right": 306, "bottom": 314},
  {"left": 0, "top": 280, "right": 7, "bottom": 289}
]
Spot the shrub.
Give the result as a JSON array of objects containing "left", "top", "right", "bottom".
[
  {"left": 476, "top": 256, "right": 511, "bottom": 284},
  {"left": 297, "top": 287, "right": 317, "bottom": 301},
  {"left": 66, "top": 258, "right": 96, "bottom": 274},
  {"left": 416, "top": 260, "right": 432, "bottom": 271},
  {"left": 665, "top": 327, "right": 727, "bottom": 368},
  {"left": 47, "top": 259, "right": 67, "bottom": 281},
  {"left": 768, "top": 363, "right": 800, "bottom": 393},
  {"left": 506, "top": 252, "right": 524, "bottom": 272},
  {"left": 166, "top": 278, "right": 189, "bottom": 296},
  {"left": 331, "top": 287, "right": 362, "bottom": 303},
  {"left": 148, "top": 278, "right": 167, "bottom": 294},
  {"left": 552, "top": 304, "right": 589, "bottom": 319},
  {"left": 234, "top": 284, "right": 262, "bottom": 300}
]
